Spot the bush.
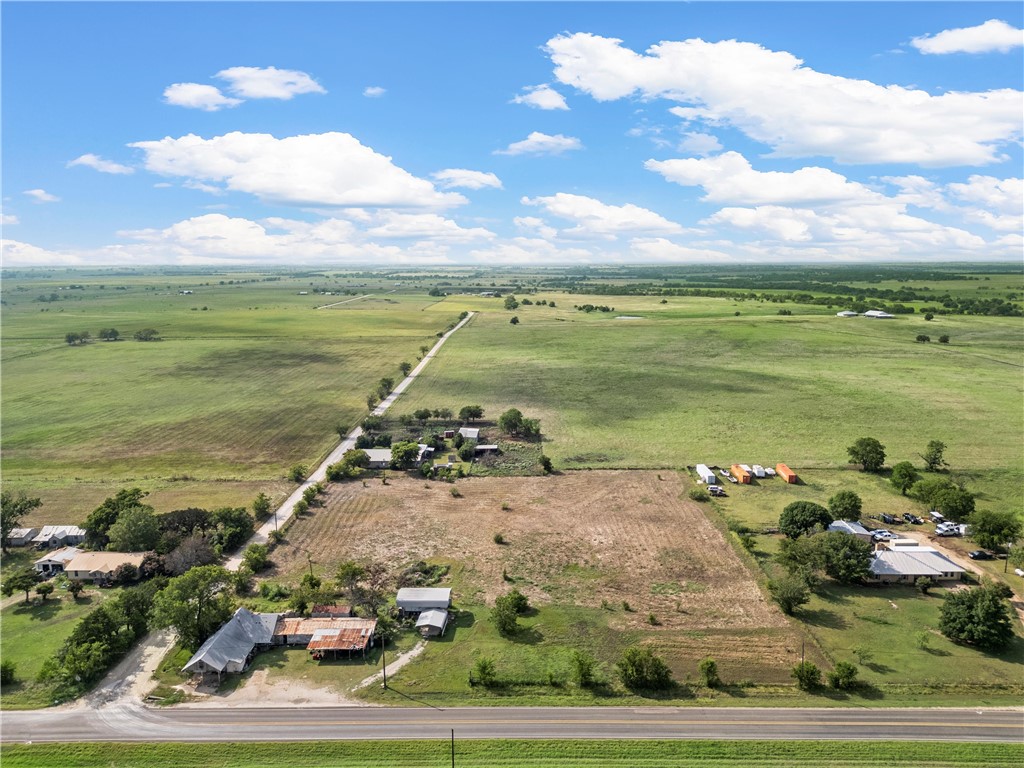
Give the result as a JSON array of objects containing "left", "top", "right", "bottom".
[
  {"left": 779, "top": 501, "right": 831, "bottom": 539},
  {"left": 698, "top": 657, "right": 721, "bottom": 688},
  {"left": 939, "top": 584, "right": 1015, "bottom": 650},
  {"left": 768, "top": 574, "right": 810, "bottom": 615},
  {"left": 540, "top": 455, "right": 553, "bottom": 474},
  {"left": 572, "top": 650, "right": 597, "bottom": 688},
  {"left": 791, "top": 661, "right": 821, "bottom": 691},
  {"left": 473, "top": 657, "right": 496, "bottom": 687},
  {"left": 915, "top": 576, "right": 934, "bottom": 594},
  {"left": 689, "top": 488, "right": 710, "bottom": 502},
  {"left": 288, "top": 464, "right": 307, "bottom": 483},
  {"left": 0, "top": 659, "right": 16, "bottom": 685},
  {"left": 938, "top": 335, "right": 950, "bottom": 344},
  {"left": 616, "top": 647, "right": 674, "bottom": 691},
  {"left": 493, "top": 532, "right": 506, "bottom": 545},
  {"left": 826, "top": 661, "right": 858, "bottom": 690},
  {"left": 916, "top": 334, "right": 931, "bottom": 343},
  {"left": 242, "top": 543, "right": 270, "bottom": 572}
]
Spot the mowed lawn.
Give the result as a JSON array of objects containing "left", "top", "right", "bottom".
[
  {"left": 1, "top": 274, "right": 471, "bottom": 517},
  {"left": 399, "top": 295, "right": 1023, "bottom": 482}
]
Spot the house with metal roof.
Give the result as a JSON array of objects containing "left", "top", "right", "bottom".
[
  {"left": 64, "top": 551, "right": 147, "bottom": 583},
  {"left": 34, "top": 546, "right": 81, "bottom": 576},
  {"left": 827, "top": 520, "right": 872, "bottom": 542},
  {"left": 31, "top": 525, "right": 86, "bottom": 549},
  {"left": 274, "top": 616, "right": 377, "bottom": 659},
  {"left": 182, "top": 607, "right": 280, "bottom": 677},
  {"left": 7, "top": 527, "right": 38, "bottom": 547},
  {"left": 458, "top": 427, "right": 479, "bottom": 441},
  {"left": 868, "top": 548, "right": 965, "bottom": 584}
]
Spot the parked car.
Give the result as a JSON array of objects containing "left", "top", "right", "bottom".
[
  {"left": 707, "top": 486, "right": 726, "bottom": 497},
  {"left": 880, "top": 513, "right": 897, "bottom": 525},
  {"left": 936, "top": 524, "right": 960, "bottom": 537},
  {"left": 968, "top": 550, "right": 993, "bottom": 560},
  {"left": 719, "top": 469, "right": 731, "bottom": 478},
  {"left": 902, "top": 513, "right": 923, "bottom": 524},
  {"left": 871, "top": 529, "right": 895, "bottom": 541}
]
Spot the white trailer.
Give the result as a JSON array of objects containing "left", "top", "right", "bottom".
[
  {"left": 752, "top": 464, "right": 766, "bottom": 478},
  {"left": 695, "top": 464, "right": 716, "bottom": 485},
  {"left": 739, "top": 464, "right": 752, "bottom": 473}
]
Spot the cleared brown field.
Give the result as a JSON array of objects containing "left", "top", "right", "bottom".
[{"left": 271, "top": 471, "right": 787, "bottom": 632}]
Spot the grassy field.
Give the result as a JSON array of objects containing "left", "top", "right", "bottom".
[
  {"left": 0, "top": 588, "right": 120, "bottom": 709},
  {"left": 1, "top": 271, "right": 472, "bottom": 519},
  {"left": 398, "top": 295, "right": 1023, "bottom": 504},
  {"left": 2, "top": 740, "right": 1021, "bottom": 768}
]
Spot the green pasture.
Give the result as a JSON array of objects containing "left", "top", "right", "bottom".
[
  {"left": 2, "top": 272, "right": 473, "bottom": 518},
  {"left": 3, "top": 740, "right": 1020, "bottom": 768},
  {"left": 398, "top": 295, "right": 1023, "bottom": 485}
]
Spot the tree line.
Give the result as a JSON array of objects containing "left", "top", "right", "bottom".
[{"left": 64, "top": 328, "right": 160, "bottom": 345}]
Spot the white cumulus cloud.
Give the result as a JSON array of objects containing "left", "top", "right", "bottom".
[
  {"left": 363, "top": 86, "right": 387, "bottom": 98},
  {"left": 215, "top": 66, "right": 326, "bottom": 99},
  {"left": 523, "top": 192, "right": 683, "bottom": 238},
  {"left": 511, "top": 84, "right": 569, "bottom": 110},
  {"left": 24, "top": 189, "right": 60, "bottom": 203},
  {"left": 67, "top": 154, "right": 134, "bottom": 175},
  {"left": 546, "top": 32, "right": 1022, "bottom": 166},
  {"left": 431, "top": 169, "right": 503, "bottom": 190},
  {"left": 494, "top": 132, "right": 582, "bottom": 156},
  {"left": 163, "top": 83, "right": 243, "bottom": 111},
  {"left": 911, "top": 19, "right": 1024, "bottom": 55},
  {"left": 364, "top": 211, "right": 494, "bottom": 242},
  {"left": 129, "top": 131, "right": 466, "bottom": 209},
  {"left": 677, "top": 132, "right": 722, "bottom": 156},
  {"left": 1, "top": 213, "right": 19, "bottom": 225}
]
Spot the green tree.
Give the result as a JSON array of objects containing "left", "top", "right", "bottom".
[
  {"left": 509, "top": 316, "right": 519, "bottom": 325},
  {"left": 336, "top": 560, "right": 366, "bottom": 605},
  {"left": 969, "top": 509, "right": 1022, "bottom": 553},
  {"left": 459, "top": 405, "right": 484, "bottom": 422},
  {"left": 847, "top": 437, "right": 886, "bottom": 472},
  {"left": 779, "top": 500, "right": 831, "bottom": 539},
  {"left": 767, "top": 574, "right": 810, "bottom": 615},
  {"left": 932, "top": 485, "right": 975, "bottom": 523},
  {"left": 616, "top": 647, "right": 674, "bottom": 691},
  {"left": 791, "top": 661, "right": 821, "bottom": 691},
  {"left": 207, "top": 507, "right": 255, "bottom": 552},
  {"left": 133, "top": 328, "right": 160, "bottom": 341},
  {"left": 504, "top": 295, "right": 519, "bottom": 311},
  {"left": 827, "top": 491, "right": 862, "bottom": 521},
  {"left": 35, "top": 582, "right": 55, "bottom": 601},
  {"left": 252, "top": 492, "right": 272, "bottom": 518},
  {"left": 939, "top": 584, "right": 1015, "bottom": 651},
  {"left": 84, "top": 488, "right": 150, "bottom": 549},
  {"left": 916, "top": 334, "right": 931, "bottom": 343},
  {"left": 399, "top": 361, "right": 412, "bottom": 376},
  {"left": 99, "top": 327, "right": 120, "bottom": 341},
  {"left": 826, "top": 661, "right": 858, "bottom": 690},
  {"left": 413, "top": 408, "right": 433, "bottom": 424},
  {"left": 151, "top": 565, "right": 235, "bottom": 652},
  {"left": 243, "top": 543, "right": 270, "bottom": 572},
  {"left": 106, "top": 506, "right": 161, "bottom": 552},
  {"left": 890, "top": 461, "right": 920, "bottom": 495},
  {"left": 288, "top": 464, "right": 308, "bottom": 483},
  {"left": 1, "top": 490, "right": 42, "bottom": 553},
  {"left": 540, "top": 455, "right": 553, "bottom": 474},
  {"left": 65, "top": 332, "right": 81, "bottom": 345},
  {"left": 376, "top": 377, "right": 395, "bottom": 400},
  {"left": 68, "top": 580, "right": 85, "bottom": 599},
  {"left": 389, "top": 441, "right": 420, "bottom": 470},
  {"left": 938, "top": 335, "right": 950, "bottom": 344},
  {"left": 491, "top": 589, "right": 528, "bottom": 636},
  {"left": 473, "top": 657, "right": 497, "bottom": 686},
  {"left": 698, "top": 657, "right": 721, "bottom": 688},
  {"left": 1, "top": 659, "right": 16, "bottom": 685},
  {"left": 498, "top": 408, "right": 524, "bottom": 435},
  {"left": 922, "top": 440, "right": 948, "bottom": 472},
  {"left": 818, "top": 532, "right": 872, "bottom": 584},
  {"left": 2, "top": 567, "right": 40, "bottom": 604}
]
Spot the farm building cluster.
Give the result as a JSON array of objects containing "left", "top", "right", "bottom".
[
  {"left": 181, "top": 588, "right": 453, "bottom": 680},
  {"left": 695, "top": 463, "right": 798, "bottom": 491},
  {"left": 835, "top": 310, "right": 895, "bottom": 319}
]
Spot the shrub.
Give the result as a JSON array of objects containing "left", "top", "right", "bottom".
[
  {"left": 915, "top": 576, "right": 934, "bottom": 594},
  {"left": 540, "top": 455, "right": 553, "bottom": 474},
  {"left": 647, "top": 613, "right": 660, "bottom": 625},
  {"left": 450, "top": 486, "right": 462, "bottom": 498},
  {"left": 242, "top": 543, "right": 270, "bottom": 572},
  {"left": 916, "top": 334, "right": 931, "bottom": 343},
  {"left": 572, "top": 650, "right": 597, "bottom": 688},
  {"left": 616, "top": 647, "right": 674, "bottom": 691},
  {"left": 0, "top": 659, "right": 16, "bottom": 685},
  {"left": 268, "top": 529, "right": 285, "bottom": 544},
  {"left": 493, "top": 532, "right": 506, "bottom": 545},
  {"left": 473, "top": 657, "right": 496, "bottom": 687},
  {"left": 938, "top": 335, "right": 950, "bottom": 344},
  {"left": 698, "top": 657, "right": 721, "bottom": 688},
  {"left": 768, "top": 574, "right": 810, "bottom": 615},
  {"left": 689, "top": 488, "right": 710, "bottom": 502},
  {"left": 288, "top": 464, "right": 308, "bottom": 483},
  {"left": 827, "top": 661, "right": 858, "bottom": 690},
  {"left": 791, "top": 661, "right": 821, "bottom": 691}
]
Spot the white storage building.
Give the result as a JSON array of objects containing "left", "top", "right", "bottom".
[
  {"left": 396, "top": 587, "right": 452, "bottom": 615},
  {"left": 695, "top": 464, "right": 716, "bottom": 485}
]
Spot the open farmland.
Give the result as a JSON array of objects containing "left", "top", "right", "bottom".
[
  {"left": 266, "top": 471, "right": 816, "bottom": 691},
  {"left": 0, "top": 271, "right": 472, "bottom": 518},
  {"left": 398, "top": 294, "right": 1023, "bottom": 510}
]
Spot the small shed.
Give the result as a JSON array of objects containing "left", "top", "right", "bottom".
[
  {"left": 695, "top": 464, "right": 716, "bottom": 485},
  {"left": 396, "top": 587, "right": 452, "bottom": 615},
  {"left": 458, "top": 427, "right": 479, "bottom": 441},
  {"left": 730, "top": 464, "right": 751, "bottom": 484},
  {"left": 31, "top": 525, "right": 86, "bottom": 549},
  {"left": 311, "top": 604, "right": 352, "bottom": 618},
  {"left": 7, "top": 528, "right": 38, "bottom": 547},
  {"left": 836, "top": 311, "right": 858, "bottom": 317},
  {"left": 443, "top": 430, "right": 456, "bottom": 439},
  {"left": 474, "top": 444, "right": 499, "bottom": 454},
  {"left": 415, "top": 609, "right": 449, "bottom": 637},
  {"left": 827, "top": 520, "right": 872, "bottom": 542},
  {"left": 776, "top": 463, "right": 798, "bottom": 483},
  {"left": 365, "top": 448, "right": 392, "bottom": 469},
  {"left": 752, "top": 464, "right": 766, "bottom": 478}
]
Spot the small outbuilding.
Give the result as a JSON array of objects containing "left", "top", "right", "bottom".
[
  {"left": 364, "top": 448, "right": 393, "bottom": 469},
  {"left": 458, "top": 427, "right": 480, "bottom": 441},
  {"left": 396, "top": 587, "right": 452, "bottom": 615},
  {"left": 31, "top": 525, "right": 86, "bottom": 549},
  {"left": 836, "top": 311, "right": 858, "bottom": 317},
  {"left": 827, "top": 520, "right": 872, "bottom": 542},
  {"left": 730, "top": 464, "right": 751, "bottom": 484},
  {"left": 695, "top": 464, "right": 716, "bottom": 485},
  {"left": 6, "top": 528, "right": 38, "bottom": 547},
  {"left": 776, "top": 463, "right": 798, "bottom": 483},
  {"left": 34, "top": 546, "right": 81, "bottom": 576},
  {"left": 415, "top": 609, "right": 449, "bottom": 637},
  {"left": 863, "top": 309, "right": 894, "bottom": 319},
  {"left": 752, "top": 464, "right": 766, "bottom": 478}
]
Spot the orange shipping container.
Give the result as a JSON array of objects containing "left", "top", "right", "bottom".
[
  {"left": 776, "top": 463, "right": 798, "bottom": 484},
  {"left": 730, "top": 464, "right": 751, "bottom": 484}
]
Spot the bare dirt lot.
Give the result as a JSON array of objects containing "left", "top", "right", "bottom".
[{"left": 271, "top": 471, "right": 786, "bottom": 632}]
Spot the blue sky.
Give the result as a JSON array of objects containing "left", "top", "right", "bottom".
[{"left": 2, "top": 1, "right": 1021, "bottom": 266}]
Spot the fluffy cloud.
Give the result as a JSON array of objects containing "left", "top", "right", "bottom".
[
  {"left": 363, "top": 86, "right": 387, "bottom": 98},
  {"left": 24, "top": 189, "right": 59, "bottom": 203},
  {"left": 129, "top": 132, "right": 466, "bottom": 209},
  {"left": 1, "top": 212, "right": 19, "bottom": 225},
  {"left": 546, "top": 32, "right": 1022, "bottom": 166},
  {"left": 677, "top": 132, "right": 722, "bottom": 156},
  {"left": 1, "top": 240, "right": 84, "bottom": 265},
  {"left": 647, "top": 152, "right": 877, "bottom": 206},
  {"left": 523, "top": 192, "right": 683, "bottom": 238},
  {"left": 511, "top": 84, "right": 569, "bottom": 110},
  {"left": 163, "top": 83, "right": 243, "bottom": 111},
  {"left": 468, "top": 237, "right": 595, "bottom": 264},
  {"left": 911, "top": 19, "right": 1024, "bottom": 55},
  {"left": 215, "top": 66, "right": 325, "bottom": 99},
  {"left": 494, "top": 132, "right": 582, "bottom": 156},
  {"left": 67, "top": 154, "right": 134, "bottom": 175},
  {"left": 364, "top": 211, "right": 495, "bottom": 242},
  {"left": 947, "top": 175, "right": 1023, "bottom": 231},
  {"left": 431, "top": 169, "right": 503, "bottom": 190},
  {"left": 629, "top": 237, "right": 735, "bottom": 262},
  {"left": 513, "top": 216, "right": 558, "bottom": 240}
]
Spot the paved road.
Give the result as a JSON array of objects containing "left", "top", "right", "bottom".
[
  {"left": 3, "top": 705, "right": 1021, "bottom": 743},
  {"left": 224, "top": 311, "right": 475, "bottom": 569}
]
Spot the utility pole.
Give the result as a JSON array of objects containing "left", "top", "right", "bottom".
[
  {"left": 451, "top": 728, "right": 455, "bottom": 768},
  {"left": 381, "top": 648, "right": 388, "bottom": 690}
]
